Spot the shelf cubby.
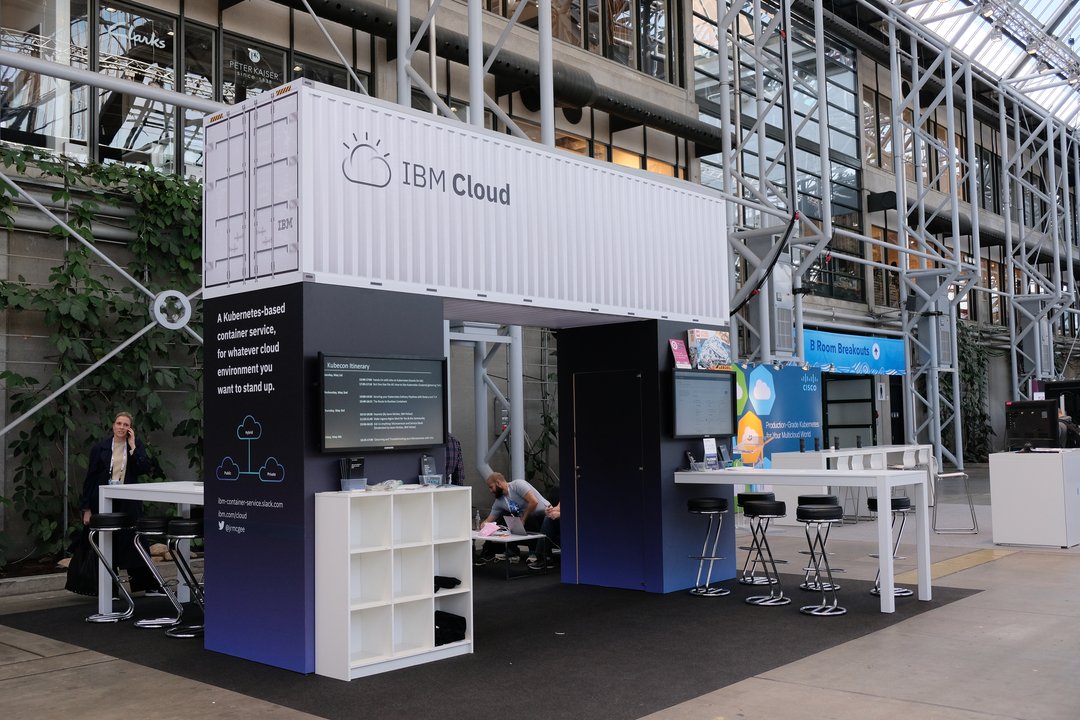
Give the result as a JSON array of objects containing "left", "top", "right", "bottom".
[{"left": 393, "top": 491, "right": 432, "bottom": 545}]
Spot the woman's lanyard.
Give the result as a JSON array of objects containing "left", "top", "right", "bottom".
[{"left": 109, "top": 439, "right": 128, "bottom": 484}]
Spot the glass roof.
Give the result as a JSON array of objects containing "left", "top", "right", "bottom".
[{"left": 903, "top": 0, "right": 1080, "bottom": 126}]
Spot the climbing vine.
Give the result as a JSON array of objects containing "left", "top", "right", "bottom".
[
  {"left": 0, "top": 146, "right": 203, "bottom": 566},
  {"left": 941, "top": 320, "right": 994, "bottom": 462}
]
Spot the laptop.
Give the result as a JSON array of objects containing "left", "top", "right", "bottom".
[{"left": 504, "top": 515, "right": 529, "bottom": 535}]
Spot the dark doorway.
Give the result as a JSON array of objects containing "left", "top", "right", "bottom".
[
  {"left": 571, "top": 369, "right": 646, "bottom": 589},
  {"left": 822, "top": 374, "right": 876, "bottom": 448},
  {"left": 889, "top": 375, "right": 906, "bottom": 443}
]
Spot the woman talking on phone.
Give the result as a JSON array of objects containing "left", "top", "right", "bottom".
[{"left": 79, "top": 411, "right": 158, "bottom": 593}]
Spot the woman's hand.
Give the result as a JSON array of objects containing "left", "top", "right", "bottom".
[
  {"left": 82, "top": 509, "right": 91, "bottom": 526},
  {"left": 127, "top": 428, "right": 136, "bottom": 452}
]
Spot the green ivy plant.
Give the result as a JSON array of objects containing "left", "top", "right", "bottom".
[
  {"left": 941, "top": 320, "right": 994, "bottom": 462},
  {"left": 0, "top": 146, "right": 203, "bottom": 567}
]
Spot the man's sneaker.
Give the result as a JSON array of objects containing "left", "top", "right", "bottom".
[
  {"left": 527, "top": 557, "right": 555, "bottom": 571},
  {"left": 474, "top": 556, "right": 490, "bottom": 567},
  {"left": 143, "top": 589, "right": 167, "bottom": 598}
]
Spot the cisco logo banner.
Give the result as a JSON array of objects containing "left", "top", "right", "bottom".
[{"left": 804, "top": 329, "right": 906, "bottom": 375}]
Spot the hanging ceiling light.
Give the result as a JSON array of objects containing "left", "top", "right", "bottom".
[
  {"left": 1026, "top": 40, "right": 1040, "bottom": 55},
  {"left": 990, "top": 24, "right": 1003, "bottom": 42},
  {"left": 980, "top": 1, "right": 994, "bottom": 18}
]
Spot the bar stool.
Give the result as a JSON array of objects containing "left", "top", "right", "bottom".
[
  {"left": 132, "top": 517, "right": 185, "bottom": 629},
  {"left": 737, "top": 491, "right": 778, "bottom": 585},
  {"left": 688, "top": 497, "right": 730, "bottom": 597},
  {"left": 797, "top": 494, "right": 842, "bottom": 592},
  {"left": 741, "top": 499, "right": 790, "bottom": 607},
  {"left": 85, "top": 512, "right": 135, "bottom": 623},
  {"left": 165, "top": 518, "right": 205, "bottom": 638},
  {"left": 867, "top": 496, "right": 914, "bottom": 597},
  {"left": 796, "top": 504, "right": 846, "bottom": 616},
  {"left": 932, "top": 469, "right": 979, "bottom": 534}
]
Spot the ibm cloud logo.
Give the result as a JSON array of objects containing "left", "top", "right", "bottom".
[{"left": 342, "top": 132, "right": 392, "bottom": 188}]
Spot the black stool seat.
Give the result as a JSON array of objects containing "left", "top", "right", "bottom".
[
  {"left": 742, "top": 500, "right": 785, "bottom": 517},
  {"left": 689, "top": 497, "right": 728, "bottom": 513},
  {"left": 867, "top": 496, "right": 911, "bottom": 513},
  {"left": 168, "top": 519, "right": 202, "bottom": 538},
  {"left": 136, "top": 517, "right": 169, "bottom": 534},
  {"left": 798, "top": 494, "right": 839, "bottom": 506},
  {"left": 796, "top": 504, "right": 844, "bottom": 522},
  {"left": 90, "top": 512, "right": 132, "bottom": 530},
  {"left": 737, "top": 491, "right": 775, "bottom": 505}
]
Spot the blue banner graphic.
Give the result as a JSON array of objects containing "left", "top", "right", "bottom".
[{"left": 804, "top": 329, "right": 906, "bottom": 375}]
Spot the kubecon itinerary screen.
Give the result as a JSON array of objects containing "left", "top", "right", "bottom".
[{"left": 320, "top": 353, "right": 447, "bottom": 451}]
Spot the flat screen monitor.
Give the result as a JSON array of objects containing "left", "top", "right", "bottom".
[
  {"left": 673, "top": 369, "right": 736, "bottom": 438},
  {"left": 320, "top": 353, "right": 447, "bottom": 452},
  {"left": 1004, "top": 399, "right": 1059, "bottom": 449}
]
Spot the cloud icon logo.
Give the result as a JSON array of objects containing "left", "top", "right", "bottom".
[
  {"left": 747, "top": 365, "right": 777, "bottom": 416},
  {"left": 216, "top": 457, "right": 240, "bottom": 481},
  {"left": 260, "top": 457, "right": 285, "bottom": 483},
  {"left": 752, "top": 379, "right": 772, "bottom": 401},
  {"left": 342, "top": 132, "right": 392, "bottom": 188},
  {"left": 237, "top": 415, "right": 262, "bottom": 440}
]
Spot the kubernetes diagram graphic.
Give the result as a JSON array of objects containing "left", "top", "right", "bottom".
[{"left": 215, "top": 415, "right": 285, "bottom": 483}]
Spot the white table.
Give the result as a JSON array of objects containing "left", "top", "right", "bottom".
[
  {"left": 472, "top": 530, "right": 547, "bottom": 579},
  {"left": 770, "top": 444, "right": 933, "bottom": 524},
  {"left": 674, "top": 467, "right": 931, "bottom": 613},
  {"left": 97, "top": 481, "right": 205, "bottom": 615}
]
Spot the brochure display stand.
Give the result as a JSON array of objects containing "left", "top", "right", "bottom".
[{"left": 315, "top": 486, "right": 473, "bottom": 680}]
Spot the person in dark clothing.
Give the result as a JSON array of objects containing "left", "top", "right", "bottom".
[
  {"left": 445, "top": 433, "right": 465, "bottom": 485},
  {"left": 79, "top": 411, "right": 158, "bottom": 593}
]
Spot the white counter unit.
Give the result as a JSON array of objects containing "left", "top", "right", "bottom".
[{"left": 989, "top": 450, "right": 1080, "bottom": 548}]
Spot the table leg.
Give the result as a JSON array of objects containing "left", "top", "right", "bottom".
[
  {"left": 175, "top": 502, "right": 192, "bottom": 603},
  {"left": 97, "top": 496, "right": 113, "bottom": 615},
  {"left": 876, "top": 479, "right": 896, "bottom": 613},
  {"left": 915, "top": 478, "right": 932, "bottom": 601}
]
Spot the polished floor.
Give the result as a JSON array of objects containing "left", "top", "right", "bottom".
[{"left": 2, "top": 467, "right": 1078, "bottom": 720}]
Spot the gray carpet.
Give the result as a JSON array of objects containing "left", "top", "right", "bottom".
[{"left": 1, "top": 572, "right": 976, "bottom": 720}]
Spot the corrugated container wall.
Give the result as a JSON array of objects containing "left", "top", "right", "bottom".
[{"left": 204, "top": 80, "right": 730, "bottom": 324}]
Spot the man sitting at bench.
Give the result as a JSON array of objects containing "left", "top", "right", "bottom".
[{"left": 475, "top": 472, "right": 551, "bottom": 565}]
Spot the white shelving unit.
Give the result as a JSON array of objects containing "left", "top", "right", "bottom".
[{"left": 316, "top": 485, "right": 473, "bottom": 680}]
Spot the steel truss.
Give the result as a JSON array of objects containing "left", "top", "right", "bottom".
[
  {"left": 997, "top": 74, "right": 1080, "bottom": 398},
  {"left": 883, "top": 7, "right": 980, "bottom": 471}
]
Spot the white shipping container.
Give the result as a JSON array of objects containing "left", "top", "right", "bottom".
[{"left": 203, "top": 80, "right": 730, "bottom": 324}]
